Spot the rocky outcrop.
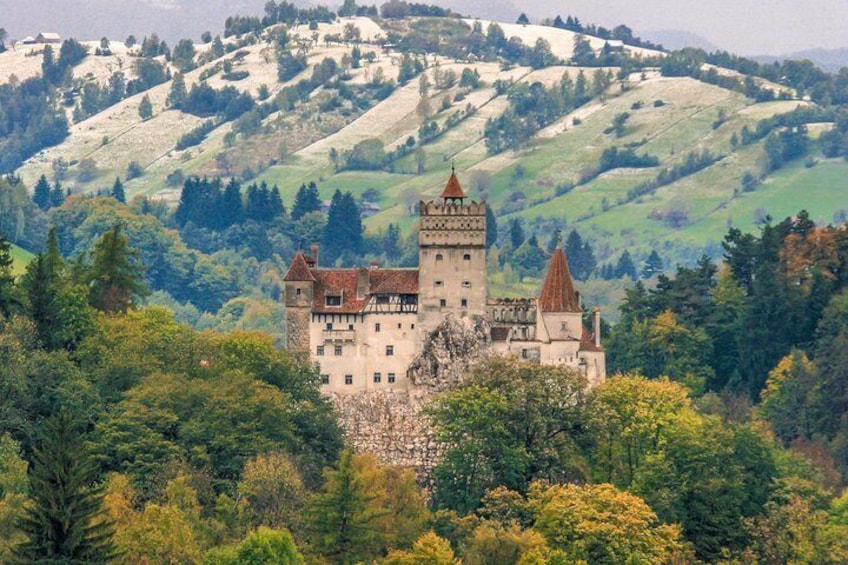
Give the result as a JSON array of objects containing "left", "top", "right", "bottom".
[{"left": 407, "top": 314, "right": 490, "bottom": 391}]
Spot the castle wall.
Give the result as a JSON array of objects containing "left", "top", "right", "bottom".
[{"left": 313, "top": 311, "right": 419, "bottom": 393}]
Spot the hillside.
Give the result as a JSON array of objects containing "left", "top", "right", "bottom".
[
  {"left": 1, "top": 13, "right": 843, "bottom": 286},
  {"left": 10, "top": 243, "right": 33, "bottom": 275}
]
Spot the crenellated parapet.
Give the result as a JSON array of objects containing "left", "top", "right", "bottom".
[{"left": 419, "top": 200, "right": 487, "bottom": 216}]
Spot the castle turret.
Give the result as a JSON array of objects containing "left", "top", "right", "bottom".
[
  {"left": 536, "top": 248, "right": 583, "bottom": 342},
  {"left": 284, "top": 251, "right": 315, "bottom": 353},
  {"left": 417, "top": 169, "right": 487, "bottom": 337}
]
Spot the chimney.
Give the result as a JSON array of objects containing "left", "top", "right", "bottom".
[
  {"left": 311, "top": 244, "right": 319, "bottom": 267},
  {"left": 356, "top": 268, "right": 369, "bottom": 299},
  {"left": 370, "top": 260, "right": 380, "bottom": 270},
  {"left": 593, "top": 308, "right": 601, "bottom": 348}
]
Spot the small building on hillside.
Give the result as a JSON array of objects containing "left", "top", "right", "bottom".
[
  {"left": 35, "top": 32, "right": 62, "bottom": 44},
  {"left": 284, "top": 169, "right": 606, "bottom": 393}
]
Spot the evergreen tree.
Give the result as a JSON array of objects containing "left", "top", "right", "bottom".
[
  {"left": 322, "top": 190, "right": 363, "bottom": 265},
  {"left": 85, "top": 224, "right": 147, "bottom": 313},
  {"left": 0, "top": 234, "right": 20, "bottom": 317},
  {"left": 292, "top": 181, "right": 322, "bottom": 220},
  {"left": 12, "top": 411, "right": 117, "bottom": 564},
  {"left": 111, "top": 177, "right": 125, "bottom": 203},
  {"left": 167, "top": 72, "right": 187, "bottom": 108},
  {"left": 485, "top": 205, "right": 498, "bottom": 249},
  {"left": 32, "top": 175, "right": 52, "bottom": 211},
  {"left": 138, "top": 94, "right": 153, "bottom": 120},
  {"left": 564, "top": 229, "right": 595, "bottom": 280},
  {"left": 49, "top": 181, "right": 65, "bottom": 208},
  {"left": 221, "top": 178, "right": 243, "bottom": 228},
  {"left": 546, "top": 228, "right": 562, "bottom": 253},
  {"left": 614, "top": 249, "right": 638, "bottom": 280},
  {"left": 308, "top": 449, "right": 377, "bottom": 564},
  {"left": 508, "top": 218, "right": 525, "bottom": 250},
  {"left": 383, "top": 223, "right": 401, "bottom": 261},
  {"left": 269, "top": 186, "right": 285, "bottom": 219},
  {"left": 641, "top": 250, "right": 664, "bottom": 279}
]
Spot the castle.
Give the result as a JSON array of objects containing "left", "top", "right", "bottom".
[{"left": 283, "top": 170, "right": 605, "bottom": 392}]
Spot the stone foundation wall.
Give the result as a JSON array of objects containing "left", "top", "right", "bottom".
[
  {"left": 285, "top": 309, "right": 310, "bottom": 352},
  {"left": 331, "top": 390, "right": 442, "bottom": 475}
]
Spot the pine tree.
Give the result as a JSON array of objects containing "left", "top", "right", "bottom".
[
  {"left": 32, "top": 174, "right": 52, "bottom": 211},
  {"left": 0, "top": 234, "right": 20, "bottom": 317},
  {"left": 485, "top": 205, "right": 498, "bottom": 249},
  {"left": 641, "top": 250, "right": 664, "bottom": 279},
  {"left": 138, "top": 94, "right": 153, "bottom": 120},
  {"left": 168, "top": 73, "right": 188, "bottom": 108},
  {"left": 614, "top": 249, "right": 638, "bottom": 280},
  {"left": 269, "top": 186, "right": 285, "bottom": 220},
  {"left": 291, "top": 181, "right": 322, "bottom": 220},
  {"left": 308, "top": 449, "right": 378, "bottom": 564},
  {"left": 86, "top": 224, "right": 147, "bottom": 313},
  {"left": 322, "top": 190, "right": 363, "bottom": 265},
  {"left": 508, "top": 218, "right": 525, "bottom": 250},
  {"left": 22, "top": 228, "right": 64, "bottom": 347},
  {"left": 12, "top": 411, "right": 118, "bottom": 564},
  {"left": 220, "top": 178, "right": 243, "bottom": 228},
  {"left": 111, "top": 177, "right": 125, "bottom": 203},
  {"left": 50, "top": 181, "right": 65, "bottom": 208}
]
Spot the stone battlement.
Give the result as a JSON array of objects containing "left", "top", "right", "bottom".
[{"left": 419, "top": 200, "right": 487, "bottom": 216}]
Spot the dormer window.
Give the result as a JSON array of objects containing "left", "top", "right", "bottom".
[
  {"left": 376, "top": 295, "right": 390, "bottom": 305},
  {"left": 325, "top": 295, "right": 342, "bottom": 307}
]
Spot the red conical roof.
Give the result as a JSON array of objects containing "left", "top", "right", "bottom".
[
  {"left": 538, "top": 248, "right": 581, "bottom": 312},
  {"left": 440, "top": 169, "right": 466, "bottom": 200},
  {"left": 283, "top": 252, "right": 315, "bottom": 282}
]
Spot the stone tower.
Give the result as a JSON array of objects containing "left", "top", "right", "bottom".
[
  {"left": 283, "top": 251, "right": 315, "bottom": 353},
  {"left": 417, "top": 169, "right": 487, "bottom": 338}
]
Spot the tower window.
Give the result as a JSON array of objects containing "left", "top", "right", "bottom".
[
  {"left": 436, "top": 254, "right": 444, "bottom": 261},
  {"left": 461, "top": 299, "right": 468, "bottom": 307},
  {"left": 440, "top": 299, "right": 447, "bottom": 307},
  {"left": 334, "top": 345, "right": 343, "bottom": 356},
  {"left": 317, "top": 345, "right": 324, "bottom": 356},
  {"left": 462, "top": 281, "right": 471, "bottom": 288},
  {"left": 296, "top": 287, "right": 302, "bottom": 295},
  {"left": 397, "top": 323, "right": 402, "bottom": 329},
  {"left": 386, "top": 345, "right": 394, "bottom": 356},
  {"left": 348, "top": 324, "right": 354, "bottom": 330},
  {"left": 375, "top": 323, "right": 381, "bottom": 332},
  {"left": 463, "top": 253, "right": 471, "bottom": 260},
  {"left": 344, "top": 375, "right": 353, "bottom": 385},
  {"left": 373, "top": 372, "right": 381, "bottom": 383},
  {"left": 388, "top": 373, "right": 396, "bottom": 383},
  {"left": 326, "top": 323, "right": 333, "bottom": 330},
  {"left": 321, "top": 374, "right": 329, "bottom": 385},
  {"left": 435, "top": 281, "right": 444, "bottom": 287}
]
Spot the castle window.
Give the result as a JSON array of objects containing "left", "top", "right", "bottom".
[
  {"left": 334, "top": 345, "right": 343, "bottom": 356},
  {"left": 463, "top": 254, "right": 471, "bottom": 261},
  {"left": 321, "top": 374, "right": 329, "bottom": 385},
  {"left": 348, "top": 324, "right": 354, "bottom": 330},
  {"left": 373, "top": 372, "right": 381, "bottom": 383},
  {"left": 386, "top": 345, "right": 394, "bottom": 356},
  {"left": 397, "top": 323, "right": 402, "bottom": 329},
  {"left": 522, "top": 349, "right": 529, "bottom": 359},
  {"left": 326, "top": 295, "right": 342, "bottom": 307},
  {"left": 388, "top": 373, "right": 396, "bottom": 383},
  {"left": 435, "top": 281, "right": 444, "bottom": 287},
  {"left": 296, "top": 287, "right": 302, "bottom": 295},
  {"left": 461, "top": 298, "right": 468, "bottom": 308},
  {"left": 326, "top": 323, "right": 333, "bottom": 330},
  {"left": 462, "top": 281, "right": 471, "bottom": 288},
  {"left": 344, "top": 375, "right": 353, "bottom": 385},
  {"left": 440, "top": 299, "right": 447, "bottom": 307},
  {"left": 411, "top": 324, "right": 415, "bottom": 329},
  {"left": 436, "top": 254, "right": 444, "bottom": 261},
  {"left": 317, "top": 345, "right": 324, "bottom": 356},
  {"left": 375, "top": 323, "right": 381, "bottom": 332}
]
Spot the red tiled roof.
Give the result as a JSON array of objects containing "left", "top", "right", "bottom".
[
  {"left": 581, "top": 326, "right": 603, "bottom": 352},
  {"left": 538, "top": 248, "right": 581, "bottom": 313},
  {"left": 309, "top": 268, "right": 420, "bottom": 313},
  {"left": 283, "top": 252, "right": 315, "bottom": 282},
  {"left": 369, "top": 269, "right": 419, "bottom": 294},
  {"left": 440, "top": 170, "right": 466, "bottom": 199}
]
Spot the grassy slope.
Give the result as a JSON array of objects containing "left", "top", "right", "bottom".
[{"left": 10, "top": 243, "right": 34, "bottom": 275}]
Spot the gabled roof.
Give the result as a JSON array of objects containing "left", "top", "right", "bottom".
[
  {"left": 283, "top": 252, "right": 315, "bottom": 282},
  {"left": 538, "top": 248, "right": 581, "bottom": 313},
  {"left": 311, "top": 268, "right": 419, "bottom": 313},
  {"left": 440, "top": 169, "right": 466, "bottom": 200}
]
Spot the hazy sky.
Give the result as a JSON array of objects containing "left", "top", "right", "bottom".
[{"left": 1, "top": 0, "right": 845, "bottom": 56}]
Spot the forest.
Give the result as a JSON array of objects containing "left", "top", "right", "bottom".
[{"left": 2, "top": 175, "right": 848, "bottom": 563}]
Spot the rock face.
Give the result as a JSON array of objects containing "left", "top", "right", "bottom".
[
  {"left": 408, "top": 314, "right": 490, "bottom": 391},
  {"left": 332, "top": 314, "right": 490, "bottom": 473}
]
